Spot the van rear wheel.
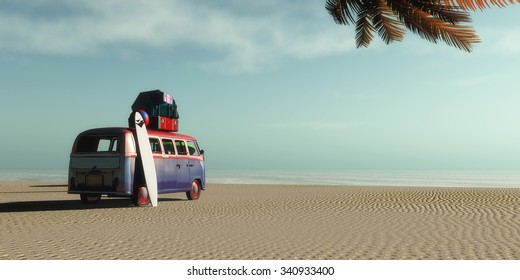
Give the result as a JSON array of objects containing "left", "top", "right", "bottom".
[
  {"left": 133, "top": 185, "right": 150, "bottom": 206},
  {"left": 186, "top": 180, "right": 201, "bottom": 200},
  {"left": 80, "top": 194, "right": 101, "bottom": 204}
]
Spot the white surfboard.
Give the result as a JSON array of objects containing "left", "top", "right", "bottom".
[{"left": 134, "top": 111, "right": 158, "bottom": 206}]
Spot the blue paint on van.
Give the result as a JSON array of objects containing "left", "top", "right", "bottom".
[{"left": 68, "top": 127, "right": 205, "bottom": 205}]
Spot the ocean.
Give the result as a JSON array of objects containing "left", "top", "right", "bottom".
[
  {"left": 207, "top": 169, "right": 520, "bottom": 188},
  {"left": 2, "top": 169, "right": 520, "bottom": 188}
]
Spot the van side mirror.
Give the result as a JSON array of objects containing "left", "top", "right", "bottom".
[{"left": 200, "top": 149, "right": 204, "bottom": 155}]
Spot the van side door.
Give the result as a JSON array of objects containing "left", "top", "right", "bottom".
[
  {"left": 187, "top": 140, "right": 204, "bottom": 187},
  {"left": 161, "top": 138, "right": 177, "bottom": 192},
  {"left": 149, "top": 137, "right": 165, "bottom": 191},
  {"left": 174, "top": 140, "right": 190, "bottom": 190}
]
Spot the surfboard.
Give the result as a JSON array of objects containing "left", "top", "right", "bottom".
[{"left": 134, "top": 111, "right": 158, "bottom": 206}]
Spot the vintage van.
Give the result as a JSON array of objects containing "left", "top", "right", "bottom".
[{"left": 68, "top": 127, "right": 205, "bottom": 206}]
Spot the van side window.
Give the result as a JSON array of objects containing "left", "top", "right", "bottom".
[
  {"left": 175, "top": 140, "right": 187, "bottom": 155},
  {"left": 162, "top": 139, "right": 175, "bottom": 155},
  {"left": 149, "top": 138, "right": 162, "bottom": 154},
  {"left": 187, "top": 141, "right": 200, "bottom": 156}
]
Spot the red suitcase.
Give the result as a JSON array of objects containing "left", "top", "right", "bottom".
[{"left": 149, "top": 116, "right": 179, "bottom": 132}]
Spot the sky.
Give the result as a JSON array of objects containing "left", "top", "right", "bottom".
[{"left": 1, "top": 0, "right": 520, "bottom": 171}]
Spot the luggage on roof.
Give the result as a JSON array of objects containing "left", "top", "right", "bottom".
[
  {"left": 129, "top": 89, "right": 180, "bottom": 132},
  {"left": 131, "top": 89, "right": 179, "bottom": 119}
]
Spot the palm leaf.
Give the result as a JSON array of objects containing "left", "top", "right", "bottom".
[
  {"left": 417, "top": 8, "right": 481, "bottom": 51},
  {"left": 355, "top": 5, "right": 376, "bottom": 47},
  {"left": 408, "top": 0, "right": 473, "bottom": 24},
  {"left": 387, "top": 0, "right": 480, "bottom": 51},
  {"left": 326, "top": 0, "right": 482, "bottom": 51},
  {"left": 445, "top": 0, "right": 520, "bottom": 10},
  {"left": 370, "top": 0, "right": 406, "bottom": 44},
  {"left": 326, "top": 0, "right": 355, "bottom": 24}
]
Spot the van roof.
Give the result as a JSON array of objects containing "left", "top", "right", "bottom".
[{"left": 78, "top": 127, "right": 197, "bottom": 141}]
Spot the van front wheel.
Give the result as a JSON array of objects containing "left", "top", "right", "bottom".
[
  {"left": 80, "top": 194, "right": 101, "bottom": 204},
  {"left": 186, "top": 180, "right": 201, "bottom": 200}
]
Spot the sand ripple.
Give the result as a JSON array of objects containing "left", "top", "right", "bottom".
[{"left": 1, "top": 182, "right": 520, "bottom": 259}]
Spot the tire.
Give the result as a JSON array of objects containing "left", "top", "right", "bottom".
[
  {"left": 133, "top": 185, "right": 150, "bottom": 206},
  {"left": 186, "top": 180, "right": 201, "bottom": 200},
  {"left": 80, "top": 194, "right": 101, "bottom": 204}
]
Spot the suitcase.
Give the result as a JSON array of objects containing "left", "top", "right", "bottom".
[
  {"left": 149, "top": 116, "right": 179, "bottom": 132},
  {"left": 132, "top": 90, "right": 178, "bottom": 117},
  {"left": 144, "top": 103, "right": 178, "bottom": 119}
]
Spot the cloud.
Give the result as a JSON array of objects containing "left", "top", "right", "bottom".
[
  {"left": 489, "top": 31, "right": 520, "bottom": 54},
  {"left": 454, "top": 75, "right": 501, "bottom": 88},
  {"left": 0, "top": 0, "right": 356, "bottom": 72},
  {"left": 472, "top": 7, "right": 520, "bottom": 54}
]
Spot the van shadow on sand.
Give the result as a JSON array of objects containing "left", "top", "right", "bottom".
[
  {"left": 30, "top": 184, "right": 69, "bottom": 188},
  {"left": 0, "top": 184, "right": 182, "bottom": 212},
  {"left": 0, "top": 198, "right": 182, "bottom": 213}
]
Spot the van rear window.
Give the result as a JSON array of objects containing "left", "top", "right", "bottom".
[{"left": 75, "top": 136, "right": 119, "bottom": 153}]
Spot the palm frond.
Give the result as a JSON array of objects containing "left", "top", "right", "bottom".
[
  {"left": 355, "top": 5, "right": 376, "bottom": 47},
  {"left": 326, "top": 0, "right": 351, "bottom": 24},
  {"left": 326, "top": 0, "right": 485, "bottom": 51},
  {"left": 388, "top": 0, "right": 481, "bottom": 51},
  {"left": 445, "top": 0, "right": 520, "bottom": 10},
  {"left": 409, "top": 0, "right": 473, "bottom": 24},
  {"left": 325, "top": 0, "right": 363, "bottom": 25},
  {"left": 370, "top": 0, "right": 406, "bottom": 44},
  {"left": 422, "top": 11, "right": 480, "bottom": 51}
]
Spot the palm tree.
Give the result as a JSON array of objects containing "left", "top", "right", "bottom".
[{"left": 326, "top": 0, "right": 519, "bottom": 51}]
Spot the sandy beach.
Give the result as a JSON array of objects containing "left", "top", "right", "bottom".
[{"left": 1, "top": 181, "right": 520, "bottom": 260}]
